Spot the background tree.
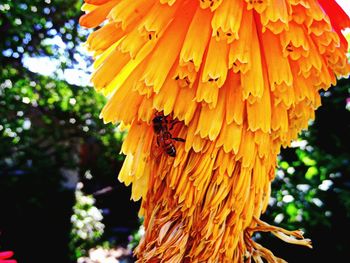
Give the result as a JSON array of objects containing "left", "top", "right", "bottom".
[{"left": 0, "top": 1, "right": 139, "bottom": 262}]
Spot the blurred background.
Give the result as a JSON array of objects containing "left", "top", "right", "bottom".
[{"left": 0, "top": 1, "right": 349, "bottom": 262}]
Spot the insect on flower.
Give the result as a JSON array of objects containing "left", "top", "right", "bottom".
[{"left": 152, "top": 111, "right": 185, "bottom": 157}]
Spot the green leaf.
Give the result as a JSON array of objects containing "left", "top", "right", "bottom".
[{"left": 305, "top": 166, "right": 318, "bottom": 180}]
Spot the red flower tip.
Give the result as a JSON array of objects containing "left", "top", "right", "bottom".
[
  {"left": 0, "top": 251, "right": 16, "bottom": 263},
  {"left": 319, "top": 0, "right": 350, "bottom": 48},
  {"left": 0, "top": 252, "right": 14, "bottom": 260}
]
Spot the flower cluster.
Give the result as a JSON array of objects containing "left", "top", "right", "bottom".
[
  {"left": 79, "top": 0, "right": 350, "bottom": 262},
  {"left": 70, "top": 182, "right": 105, "bottom": 257}
]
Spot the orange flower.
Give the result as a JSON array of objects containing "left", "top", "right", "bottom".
[{"left": 79, "top": 0, "right": 350, "bottom": 262}]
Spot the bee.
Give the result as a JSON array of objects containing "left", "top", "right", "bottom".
[
  {"left": 152, "top": 111, "right": 185, "bottom": 157},
  {"left": 156, "top": 130, "right": 185, "bottom": 157},
  {"left": 152, "top": 111, "right": 168, "bottom": 134}
]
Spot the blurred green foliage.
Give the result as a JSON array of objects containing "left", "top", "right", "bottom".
[
  {"left": 261, "top": 78, "right": 350, "bottom": 260},
  {"left": 0, "top": 65, "right": 124, "bottom": 176},
  {"left": 0, "top": 1, "right": 127, "bottom": 262},
  {"left": 0, "top": 0, "right": 87, "bottom": 67}
]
